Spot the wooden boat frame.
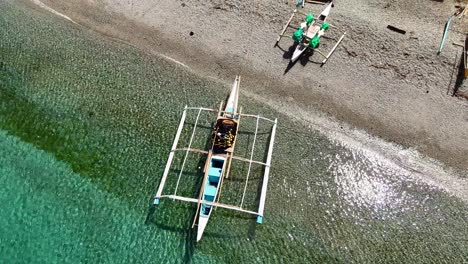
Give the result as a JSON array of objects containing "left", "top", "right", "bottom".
[
  {"left": 275, "top": 1, "right": 346, "bottom": 65},
  {"left": 153, "top": 76, "right": 278, "bottom": 239}
]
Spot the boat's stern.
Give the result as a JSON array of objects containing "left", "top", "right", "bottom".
[
  {"left": 196, "top": 156, "right": 226, "bottom": 241},
  {"left": 197, "top": 215, "right": 209, "bottom": 242}
]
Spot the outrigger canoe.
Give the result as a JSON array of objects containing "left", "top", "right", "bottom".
[
  {"left": 196, "top": 77, "right": 241, "bottom": 241},
  {"left": 153, "top": 76, "right": 278, "bottom": 242}
]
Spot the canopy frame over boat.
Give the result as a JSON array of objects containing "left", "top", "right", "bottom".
[
  {"left": 275, "top": 1, "right": 346, "bottom": 65},
  {"left": 153, "top": 76, "right": 278, "bottom": 241}
]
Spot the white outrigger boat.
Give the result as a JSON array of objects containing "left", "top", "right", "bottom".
[
  {"left": 276, "top": 1, "right": 346, "bottom": 65},
  {"left": 153, "top": 76, "right": 278, "bottom": 241}
]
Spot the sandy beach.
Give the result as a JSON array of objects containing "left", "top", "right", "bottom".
[{"left": 30, "top": 0, "right": 468, "bottom": 172}]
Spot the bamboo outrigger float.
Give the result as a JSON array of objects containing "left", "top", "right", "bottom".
[
  {"left": 276, "top": 1, "right": 346, "bottom": 65},
  {"left": 153, "top": 76, "right": 278, "bottom": 241}
]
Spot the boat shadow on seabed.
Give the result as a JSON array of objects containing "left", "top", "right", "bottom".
[
  {"left": 144, "top": 127, "right": 214, "bottom": 262},
  {"left": 144, "top": 202, "right": 197, "bottom": 263},
  {"left": 451, "top": 52, "right": 467, "bottom": 97},
  {"left": 144, "top": 139, "right": 270, "bottom": 261},
  {"left": 145, "top": 202, "right": 249, "bottom": 262}
]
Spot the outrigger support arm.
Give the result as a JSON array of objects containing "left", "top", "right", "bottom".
[
  {"left": 276, "top": 9, "right": 297, "bottom": 46},
  {"left": 173, "top": 108, "right": 203, "bottom": 196},
  {"left": 256, "top": 118, "right": 278, "bottom": 224},
  {"left": 154, "top": 106, "right": 188, "bottom": 204},
  {"left": 162, "top": 195, "right": 260, "bottom": 216},
  {"left": 321, "top": 32, "right": 346, "bottom": 64},
  {"left": 240, "top": 115, "right": 260, "bottom": 208},
  {"left": 304, "top": 0, "right": 329, "bottom": 5},
  {"left": 314, "top": 48, "right": 328, "bottom": 59}
]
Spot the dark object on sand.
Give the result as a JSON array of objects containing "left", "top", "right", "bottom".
[
  {"left": 386, "top": 25, "right": 406, "bottom": 34},
  {"left": 454, "top": 4, "right": 467, "bottom": 18},
  {"left": 451, "top": 36, "right": 467, "bottom": 97}
]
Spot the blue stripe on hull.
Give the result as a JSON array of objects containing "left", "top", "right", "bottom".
[{"left": 200, "top": 156, "right": 225, "bottom": 216}]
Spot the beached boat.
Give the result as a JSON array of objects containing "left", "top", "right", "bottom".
[
  {"left": 153, "top": 76, "right": 277, "bottom": 241},
  {"left": 291, "top": 1, "right": 333, "bottom": 62},
  {"left": 276, "top": 1, "right": 345, "bottom": 65}
]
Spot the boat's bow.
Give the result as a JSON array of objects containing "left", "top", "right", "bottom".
[{"left": 225, "top": 76, "right": 240, "bottom": 116}]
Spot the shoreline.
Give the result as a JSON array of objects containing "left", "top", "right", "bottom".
[
  {"left": 3, "top": 2, "right": 468, "bottom": 262},
  {"left": 28, "top": 0, "right": 468, "bottom": 173}
]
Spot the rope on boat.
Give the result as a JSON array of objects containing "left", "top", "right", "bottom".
[
  {"left": 240, "top": 115, "right": 260, "bottom": 208},
  {"left": 174, "top": 108, "right": 202, "bottom": 196}
]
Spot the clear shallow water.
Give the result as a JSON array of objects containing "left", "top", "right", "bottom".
[{"left": 1, "top": 1, "right": 468, "bottom": 263}]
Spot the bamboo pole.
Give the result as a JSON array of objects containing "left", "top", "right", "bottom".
[
  {"left": 240, "top": 115, "right": 260, "bottom": 208},
  {"left": 240, "top": 114, "right": 276, "bottom": 123},
  {"left": 174, "top": 147, "right": 268, "bottom": 166},
  {"left": 154, "top": 107, "right": 187, "bottom": 203},
  {"left": 315, "top": 48, "right": 328, "bottom": 58},
  {"left": 225, "top": 107, "right": 242, "bottom": 180},
  {"left": 232, "top": 155, "right": 267, "bottom": 166},
  {"left": 256, "top": 119, "right": 277, "bottom": 223},
  {"left": 174, "top": 108, "right": 202, "bottom": 196},
  {"left": 164, "top": 195, "right": 260, "bottom": 216},
  {"left": 322, "top": 32, "right": 346, "bottom": 64},
  {"left": 185, "top": 106, "right": 217, "bottom": 112},
  {"left": 276, "top": 10, "right": 297, "bottom": 46}
]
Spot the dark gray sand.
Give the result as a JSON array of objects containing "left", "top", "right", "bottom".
[{"left": 33, "top": 0, "right": 468, "bottom": 172}]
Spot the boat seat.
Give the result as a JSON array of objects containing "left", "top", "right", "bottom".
[
  {"left": 209, "top": 175, "right": 220, "bottom": 184},
  {"left": 204, "top": 193, "right": 215, "bottom": 202},
  {"left": 208, "top": 167, "right": 222, "bottom": 178},
  {"left": 204, "top": 185, "right": 217, "bottom": 200}
]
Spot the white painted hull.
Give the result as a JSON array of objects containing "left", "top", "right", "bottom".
[
  {"left": 195, "top": 76, "right": 241, "bottom": 242},
  {"left": 225, "top": 76, "right": 240, "bottom": 115},
  {"left": 291, "top": 43, "right": 307, "bottom": 63},
  {"left": 197, "top": 215, "right": 209, "bottom": 241}
]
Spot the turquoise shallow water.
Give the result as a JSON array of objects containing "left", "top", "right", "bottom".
[{"left": 1, "top": 1, "right": 468, "bottom": 263}]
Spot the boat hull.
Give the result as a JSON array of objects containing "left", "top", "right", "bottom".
[
  {"left": 197, "top": 215, "right": 209, "bottom": 241},
  {"left": 291, "top": 43, "right": 307, "bottom": 63},
  {"left": 196, "top": 77, "right": 241, "bottom": 242}
]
